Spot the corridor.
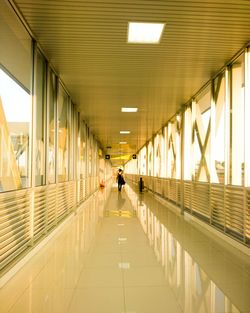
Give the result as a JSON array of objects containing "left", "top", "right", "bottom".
[{"left": 0, "top": 182, "right": 249, "bottom": 313}]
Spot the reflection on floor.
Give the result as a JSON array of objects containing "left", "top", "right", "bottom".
[{"left": 0, "top": 182, "right": 250, "bottom": 313}]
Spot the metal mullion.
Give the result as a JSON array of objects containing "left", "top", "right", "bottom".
[
  {"left": 210, "top": 79, "right": 216, "bottom": 184},
  {"left": 29, "top": 39, "right": 37, "bottom": 247},
  {"left": 67, "top": 96, "right": 70, "bottom": 183},
  {"left": 55, "top": 77, "right": 59, "bottom": 224},
  {"left": 75, "top": 111, "right": 80, "bottom": 204},
  {"left": 243, "top": 48, "right": 250, "bottom": 243},
  {"left": 191, "top": 100, "right": 196, "bottom": 184},
  {"left": 45, "top": 65, "right": 52, "bottom": 187}
]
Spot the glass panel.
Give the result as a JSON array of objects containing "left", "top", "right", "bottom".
[
  {"left": 154, "top": 134, "right": 160, "bottom": 177},
  {"left": 35, "top": 50, "right": 46, "bottom": 186},
  {"left": 140, "top": 146, "right": 147, "bottom": 175},
  {"left": 0, "top": 68, "right": 31, "bottom": 191},
  {"left": 212, "top": 74, "right": 225, "bottom": 184},
  {"left": 167, "top": 117, "right": 181, "bottom": 179},
  {"left": 184, "top": 107, "right": 192, "bottom": 180},
  {"left": 138, "top": 149, "right": 142, "bottom": 175},
  {"left": 167, "top": 122, "right": 176, "bottom": 178},
  {"left": 176, "top": 115, "right": 181, "bottom": 179},
  {"left": 88, "top": 133, "right": 93, "bottom": 177},
  {"left": 194, "top": 87, "right": 211, "bottom": 182},
  {"left": 231, "top": 54, "right": 244, "bottom": 186},
  {"left": 193, "top": 133, "right": 202, "bottom": 181},
  {"left": 57, "top": 83, "right": 69, "bottom": 182},
  {"left": 48, "top": 69, "right": 56, "bottom": 184},
  {"left": 147, "top": 141, "right": 153, "bottom": 176},
  {"left": 160, "top": 130, "right": 166, "bottom": 178},
  {"left": 80, "top": 121, "right": 86, "bottom": 179},
  {"left": 245, "top": 49, "right": 250, "bottom": 187},
  {"left": 0, "top": 1, "right": 32, "bottom": 90},
  {"left": 92, "top": 138, "right": 96, "bottom": 179},
  {"left": 68, "top": 101, "right": 75, "bottom": 181}
]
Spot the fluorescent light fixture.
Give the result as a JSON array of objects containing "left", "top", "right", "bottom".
[
  {"left": 120, "top": 130, "right": 130, "bottom": 134},
  {"left": 121, "top": 107, "right": 138, "bottom": 113},
  {"left": 118, "top": 237, "right": 127, "bottom": 241},
  {"left": 128, "top": 22, "right": 165, "bottom": 44},
  {"left": 119, "top": 141, "right": 127, "bottom": 144},
  {"left": 118, "top": 263, "right": 130, "bottom": 269}
]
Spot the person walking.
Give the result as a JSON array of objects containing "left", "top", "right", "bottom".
[{"left": 117, "top": 169, "right": 125, "bottom": 191}]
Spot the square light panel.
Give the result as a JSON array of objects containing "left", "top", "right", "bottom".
[
  {"left": 121, "top": 107, "right": 138, "bottom": 112},
  {"left": 128, "top": 22, "right": 165, "bottom": 44}
]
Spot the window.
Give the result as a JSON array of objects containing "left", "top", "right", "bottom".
[
  {"left": 80, "top": 121, "right": 87, "bottom": 179},
  {"left": 47, "top": 69, "right": 57, "bottom": 184},
  {"left": 193, "top": 87, "right": 211, "bottom": 182},
  {"left": 167, "top": 116, "right": 181, "bottom": 179},
  {"left": 147, "top": 141, "right": 153, "bottom": 176},
  {"left": 230, "top": 54, "right": 245, "bottom": 186},
  {"left": 211, "top": 73, "right": 226, "bottom": 184},
  {"left": 154, "top": 134, "right": 160, "bottom": 177},
  {"left": 0, "top": 68, "right": 31, "bottom": 191},
  {"left": 57, "top": 83, "right": 69, "bottom": 182},
  {"left": 34, "top": 50, "right": 46, "bottom": 186},
  {"left": 0, "top": 1, "right": 32, "bottom": 91}
]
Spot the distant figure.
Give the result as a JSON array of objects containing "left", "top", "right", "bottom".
[
  {"left": 117, "top": 169, "right": 125, "bottom": 191},
  {"left": 99, "top": 179, "right": 105, "bottom": 188}
]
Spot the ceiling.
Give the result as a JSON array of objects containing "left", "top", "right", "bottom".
[{"left": 11, "top": 0, "right": 250, "bottom": 166}]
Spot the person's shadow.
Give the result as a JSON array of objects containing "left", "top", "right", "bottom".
[{"left": 117, "top": 191, "right": 126, "bottom": 211}]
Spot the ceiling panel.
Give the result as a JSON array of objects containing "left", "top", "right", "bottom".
[{"left": 11, "top": 0, "right": 250, "bottom": 166}]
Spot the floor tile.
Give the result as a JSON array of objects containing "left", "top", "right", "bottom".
[
  {"left": 77, "top": 267, "right": 123, "bottom": 288},
  {"left": 84, "top": 252, "right": 122, "bottom": 268},
  {"left": 68, "top": 287, "right": 125, "bottom": 313},
  {"left": 124, "top": 286, "right": 182, "bottom": 313},
  {"left": 8, "top": 285, "right": 74, "bottom": 313},
  {"left": 123, "top": 266, "right": 168, "bottom": 287}
]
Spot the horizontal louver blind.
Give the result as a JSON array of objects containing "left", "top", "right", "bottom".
[
  {"left": 155, "top": 178, "right": 162, "bottom": 195},
  {"left": 47, "top": 185, "right": 57, "bottom": 231},
  {"left": 162, "top": 179, "right": 169, "bottom": 199},
  {"left": 184, "top": 181, "right": 191, "bottom": 210},
  {"left": 245, "top": 188, "right": 250, "bottom": 244},
  {"left": 192, "top": 182, "right": 210, "bottom": 219},
  {"left": 176, "top": 180, "right": 181, "bottom": 205},
  {"left": 0, "top": 189, "right": 31, "bottom": 271},
  {"left": 34, "top": 186, "right": 47, "bottom": 242},
  {"left": 169, "top": 179, "right": 177, "bottom": 203},
  {"left": 211, "top": 184, "right": 225, "bottom": 230},
  {"left": 225, "top": 186, "right": 244, "bottom": 241}
]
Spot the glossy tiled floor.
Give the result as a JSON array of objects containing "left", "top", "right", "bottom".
[{"left": 0, "top": 182, "right": 250, "bottom": 313}]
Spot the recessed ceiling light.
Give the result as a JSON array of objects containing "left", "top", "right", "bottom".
[
  {"left": 120, "top": 131, "right": 130, "bottom": 134},
  {"left": 121, "top": 107, "right": 138, "bottom": 113},
  {"left": 118, "top": 262, "right": 130, "bottom": 269},
  {"left": 128, "top": 22, "right": 165, "bottom": 44},
  {"left": 119, "top": 141, "right": 127, "bottom": 144}
]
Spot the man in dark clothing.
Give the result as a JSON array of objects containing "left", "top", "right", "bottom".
[{"left": 117, "top": 169, "right": 125, "bottom": 191}]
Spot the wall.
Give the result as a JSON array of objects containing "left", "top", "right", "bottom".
[{"left": 0, "top": 1, "right": 112, "bottom": 275}]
